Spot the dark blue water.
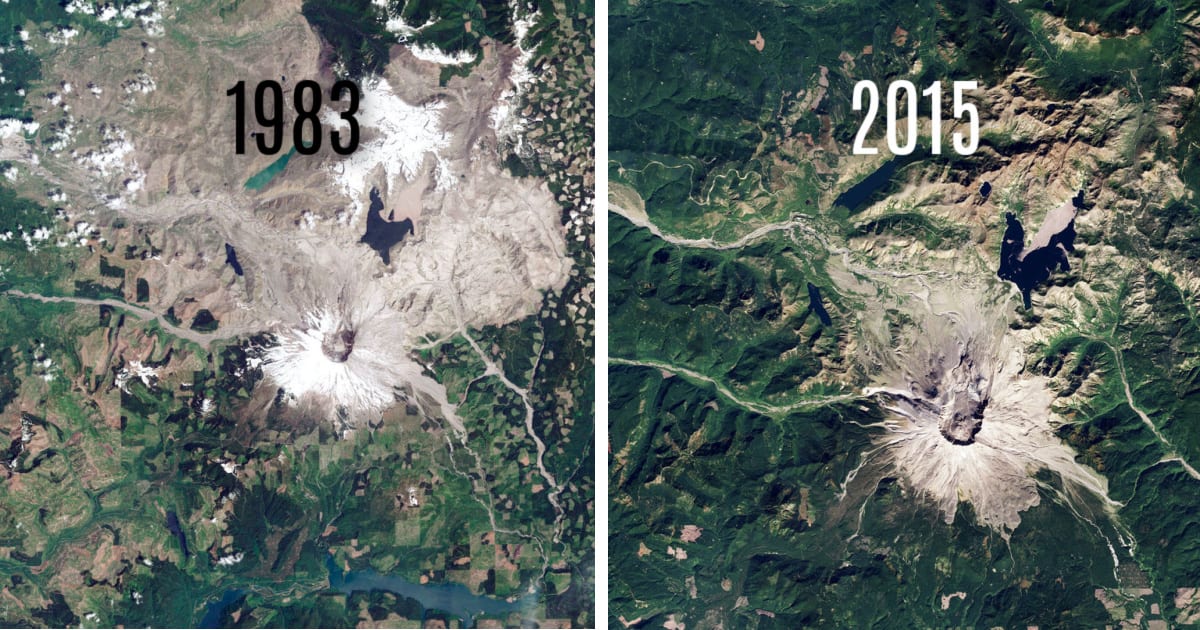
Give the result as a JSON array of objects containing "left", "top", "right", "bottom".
[
  {"left": 198, "top": 589, "right": 245, "bottom": 628},
  {"left": 833, "top": 154, "right": 920, "bottom": 213},
  {"left": 326, "top": 555, "right": 533, "bottom": 628},
  {"left": 224, "top": 243, "right": 244, "bottom": 276},
  {"left": 165, "top": 511, "right": 190, "bottom": 558},
  {"left": 360, "top": 187, "right": 414, "bottom": 265},
  {"left": 807, "top": 282, "right": 832, "bottom": 326},
  {"left": 996, "top": 211, "right": 1077, "bottom": 309}
]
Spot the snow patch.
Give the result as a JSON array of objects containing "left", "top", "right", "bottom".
[
  {"left": 116, "top": 360, "right": 159, "bottom": 393},
  {"left": 122, "top": 70, "right": 156, "bottom": 95},
  {"left": 216, "top": 552, "right": 244, "bottom": 566},
  {"left": 490, "top": 3, "right": 538, "bottom": 140},
  {"left": 408, "top": 43, "right": 475, "bottom": 66},
  {"left": 266, "top": 306, "right": 401, "bottom": 419},
  {"left": 46, "top": 26, "right": 79, "bottom": 46},
  {"left": 0, "top": 118, "right": 39, "bottom": 138},
  {"left": 324, "top": 77, "right": 452, "bottom": 205},
  {"left": 68, "top": 1, "right": 167, "bottom": 36},
  {"left": 379, "top": 10, "right": 435, "bottom": 37}
]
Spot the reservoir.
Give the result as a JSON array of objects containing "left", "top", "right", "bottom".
[
  {"left": 198, "top": 589, "right": 244, "bottom": 628},
  {"left": 198, "top": 556, "right": 534, "bottom": 628},
  {"left": 327, "top": 555, "right": 534, "bottom": 628}
]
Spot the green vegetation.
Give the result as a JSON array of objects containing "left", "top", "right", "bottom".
[
  {"left": 0, "top": 0, "right": 124, "bottom": 117},
  {"left": 301, "top": 0, "right": 529, "bottom": 79},
  {"left": 0, "top": 0, "right": 593, "bottom": 624},
  {"left": 610, "top": 364, "right": 1120, "bottom": 627},
  {"left": 189, "top": 309, "right": 219, "bottom": 332},
  {"left": 851, "top": 211, "right": 970, "bottom": 250},
  {"left": 610, "top": 0, "right": 1200, "bottom": 626},
  {"left": 609, "top": 0, "right": 922, "bottom": 238},
  {"left": 610, "top": 213, "right": 851, "bottom": 407},
  {"left": 0, "top": 292, "right": 573, "bottom": 626},
  {"left": 0, "top": 187, "right": 81, "bottom": 294},
  {"left": 391, "top": 0, "right": 519, "bottom": 53},
  {"left": 1033, "top": 269, "right": 1200, "bottom": 589},
  {"left": 1173, "top": 98, "right": 1200, "bottom": 199},
  {"left": 610, "top": 0, "right": 1187, "bottom": 239},
  {"left": 301, "top": 0, "right": 393, "bottom": 78},
  {"left": 0, "top": 45, "right": 40, "bottom": 119}
]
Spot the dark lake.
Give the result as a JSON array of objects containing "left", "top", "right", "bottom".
[
  {"left": 165, "top": 511, "right": 190, "bottom": 558},
  {"left": 807, "top": 282, "right": 832, "bottom": 325},
  {"left": 996, "top": 212, "right": 1077, "bottom": 308},
  {"left": 224, "top": 243, "right": 244, "bottom": 276},
  {"left": 833, "top": 153, "right": 920, "bottom": 213},
  {"left": 360, "top": 187, "right": 414, "bottom": 265}
]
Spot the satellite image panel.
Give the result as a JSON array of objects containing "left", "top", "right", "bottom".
[
  {"left": 609, "top": 0, "right": 1200, "bottom": 627},
  {"left": 0, "top": 0, "right": 593, "bottom": 627}
]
